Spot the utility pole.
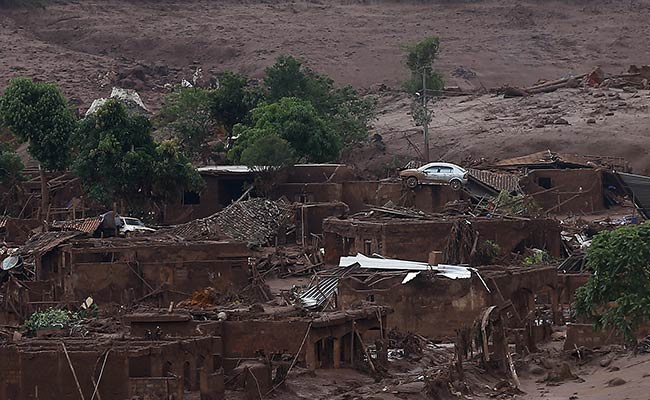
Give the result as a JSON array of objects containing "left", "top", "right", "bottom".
[{"left": 422, "top": 69, "right": 430, "bottom": 162}]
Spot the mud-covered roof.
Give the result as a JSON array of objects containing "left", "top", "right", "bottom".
[
  {"left": 15, "top": 231, "right": 82, "bottom": 257},
  {"left": 51, "top": 216, "right": 103, "bottom": 234}
]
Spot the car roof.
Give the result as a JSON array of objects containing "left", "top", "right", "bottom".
[{"left": 419, "top": 162, "right": 465, "bottom": 170}]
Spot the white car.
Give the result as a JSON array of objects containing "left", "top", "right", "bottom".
[
  {"left": 118, "top": 217, "right": 156, "bottom": 235},
  {"left": 399, "top": 162, "right": 468, "bottom": 190}
]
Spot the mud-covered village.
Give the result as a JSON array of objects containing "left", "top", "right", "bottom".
[{"left": 2, "top": 1, "right": 650, "bottom": 399}]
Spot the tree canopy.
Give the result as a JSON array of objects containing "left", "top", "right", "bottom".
[
  {"left": 229, "top": 97, "right": 341, "bottom": 164},
  {"left": 0, "top": 142, "right": 23, "bottom": 187},
  {"left": 212, "top": 71, "right": 262, "bottom": 132},
  {"left": 160, "top": 56, "right": 376, "bottom": 166},
  {"left": 402, "top": 37, "right": 444, "bottom": 94},
  {"left": 0, "top": 77, "right": 77, "bottom": 171},
  {"left": 239, "top": 134, "right": 296, "bottom": 169},
  {"left": 573, "top": 223, "right": 650, "bottom": 344},
  {"left": 157, "top": 87, "right": 217, "bottom": 160},
  {"left": 73, "top": 99, "right": 202, "bottom": 208}
]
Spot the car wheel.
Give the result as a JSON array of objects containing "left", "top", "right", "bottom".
[
  {"left": 450, "top": 179, "right": 462, "bottom": 190},
  {"left": 406, "top": 176, "right": 418, "bottom": 189}
]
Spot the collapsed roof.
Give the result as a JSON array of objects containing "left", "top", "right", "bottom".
[{"left": 163, "top": 198, "right": 293, "bottom": 246}]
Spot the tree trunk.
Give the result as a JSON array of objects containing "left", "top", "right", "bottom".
[{"left": 39, "top": 165, "right": 50, "bottom": 226}]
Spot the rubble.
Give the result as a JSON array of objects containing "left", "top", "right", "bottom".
[{"left": 0, "top": 154, "right": 647, "bottom": 399}]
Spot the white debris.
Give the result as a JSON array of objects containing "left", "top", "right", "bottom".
[{"left": 85, "top": 87, "right": 149, "bottom": 117}]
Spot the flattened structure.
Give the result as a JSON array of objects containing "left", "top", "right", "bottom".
[
  {"left": 164, "top": 198, "right": 292, "bottom": 246},
  {"left": 50, "top": 216, "right": 103, "bottom": 234}
]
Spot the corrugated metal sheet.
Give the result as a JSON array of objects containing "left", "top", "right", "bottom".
[
  {"left": 299, "top": 265, "right": 359, "bottom": 310},
  {"left": 198, "top": 165, "right": 254, "bottom": 175},
  {"left": 339, "top": 254, "right": 474, "bottom": 279},
  {"left": 51, "top": 216, "right": 102, "bottom": 234},
  {"left": 618, "top": 172, "right": 650, "bottom": 219},
  {"left": 468, "top": 169, "right": 521, "bottom": 193},
  {"left": 300, "top": 255, "right": 477, "bottom": 310}
]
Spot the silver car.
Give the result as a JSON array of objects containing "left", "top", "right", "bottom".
[{"left": 399, "top": 162, "right": 468, "bottom": 190}]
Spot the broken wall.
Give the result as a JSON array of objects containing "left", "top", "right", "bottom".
[
  {"left": 338, "top": 267, "right": 557, "bottom": 340},
  {"left": 163, "top": 174, "right": 253, "bottom": 224},
  {"left": 61, "top": 240, "right": 251, "bottom": 304},
  {"left": 323, "top": 217, "right": 562, "bottom": 264},
  {"left": 521, "top": 169, "right": 605, "bottom": 213},
  {"left": 0, "top": 337, "right": 221, "bottom": 400}
]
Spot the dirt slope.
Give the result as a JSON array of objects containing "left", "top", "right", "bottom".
[
  {"left": 354, "top": 86, "right": 650, "bottom": 176},
  {"left": 2, "top": 0, "right": 650, "bottom": 172},
  {"left": 2, "top": 0, "right": 650, "bottom": 109}
]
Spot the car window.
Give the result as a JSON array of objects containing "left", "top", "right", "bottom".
[
  {"left": 440, "top": 167, "right": 453, "bottom": 173},
  {"left": 125, "top": 218, "right": 143, "bottom": 226}
]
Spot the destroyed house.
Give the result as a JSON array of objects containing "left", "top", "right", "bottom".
[
  {"left": 0, "top": 336, "right": 223, "bottom": 400},
  {"left": 2, "top": 234, "right": 251, "bottom": 323},
  {"left": 328, "top": 256, "right": 558, "bottom": 340},
  {"left": 125, "top": 306, "right": 389, "bottom": 373},
  {"left": 492, "top": 150, "right": 632, "bottom": 214},
  {"left": 323, "top": 215, "right": 562, "bottom": 264}
]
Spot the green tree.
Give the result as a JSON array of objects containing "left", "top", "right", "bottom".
[
  {"left": 74, "top": 99, "right": 201, "bottom": 210},
  {"left": 0, "top": 77, "right": 77, "bottom": 219},
  {"left": 152, "top": 139, "right": 204, "bottom": 203},
  {"left": 264, "top": 56, "right": 376, "bottom": 146},
  {"left": 239, "top": 134, "right": 296, "bottom": 168},
  {"left": 211, "top": 71, "right": 262, "bottom": 134},
  {"left": 158, "top": 87, "right": 217, "bottom": 161},
  {"left": 228, "top": 97, "right": 341, "bottom": 164},
  {"left": 573, "top": 223, "right": 650, "bottom": 345},
  {"left": 402, "top": 37, "right": 444, "bottom": 94},
  {"left": 0, "top": 143, "right": 23, "bottom": 187},
  {"left": 0, "top": 143, "right": 24, "bottom": 214}
]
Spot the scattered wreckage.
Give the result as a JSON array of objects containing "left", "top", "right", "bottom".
[{"left": 0, "top": 149, "right": 647, "bottom": 400}]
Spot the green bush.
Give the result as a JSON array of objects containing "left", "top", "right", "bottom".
[
  {"left": 573, "top": 223, "right": 650, "bottom": 345},
  {"left": 23, "top": 308, "right": 79, "bottom": 333}
]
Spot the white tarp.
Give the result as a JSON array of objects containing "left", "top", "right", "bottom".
[{"left": 339, "top": 253, "right": 473, "bottom": 280}]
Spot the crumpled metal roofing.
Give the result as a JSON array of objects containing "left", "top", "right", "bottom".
[
  {"left": 299, "top": 254, "right": 477, "bottom": 310},
  {"left": 299, "top": 265, "right": 359, "bottom": 310},
  {"left": 339, "top": 254, "right": 474, "bottom": 279},
  {"left": 51, "top": 216, "right": 103, "bottom": 234}
]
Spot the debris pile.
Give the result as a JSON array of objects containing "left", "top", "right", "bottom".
[
  {"left": 164, "top": 198, "right": 292, "bottom": 246},
  {"left": 502, "top": 65, "right": 650, "bottom": 98}
]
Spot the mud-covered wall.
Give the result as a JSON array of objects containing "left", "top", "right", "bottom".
[
  {"left": 338, "top": 267, "right": 557, "bottom": 340},
  {"left": 323, "top": 218, "right": 562, "bottom": 264},
  {"left": 64, "top": 241, "right": 251, "bottom": 304},
  {"left": 521, "top": 169, "right": 604, "bottom": 213},
  {"left": 221, "top": 320, "right": 310, "bottom": 361},
  {"left": 0, "top": 338, "right": 221, "bottom": 400},
  {"left": 339, "top": 275, "right": 490, "bottom": 339}
]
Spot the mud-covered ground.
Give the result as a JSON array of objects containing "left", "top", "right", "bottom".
[
  {"left": 2, "top": 0, "right": 649, "bottom": 108},
  {"left": 2, "top": 0, "right": 650, "bottom": 172}
]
